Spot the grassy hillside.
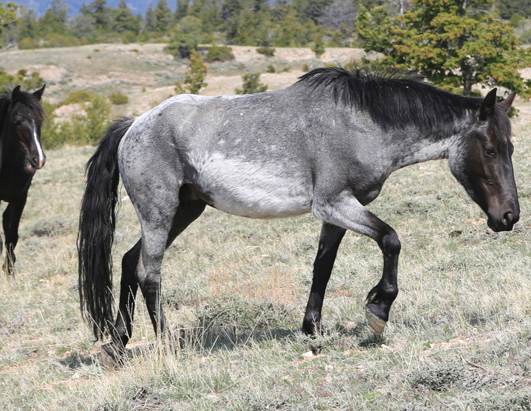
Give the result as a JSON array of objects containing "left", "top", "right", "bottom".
[
  {"left": 0, "top": 45, "right": 529, "bottom": 410},
  {"left": 0, "top": 43, "right": 371, "bottom": 116}
]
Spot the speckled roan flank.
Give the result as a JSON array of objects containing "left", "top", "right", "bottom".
[
  {"left": 0, "top": 85, "right": 46, "bottom": 275},
  {"left": 77, "top": 68, "right": 520, "bottom": 358}
]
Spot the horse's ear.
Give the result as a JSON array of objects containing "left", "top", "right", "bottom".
[
  {"left": 499, "top": 91, "right": 516, "bottom": 113},
  {"left": 11, "top": 85, "right": 22, "bottom": 101},
  {"left": 479, "top": 88, "right": 497, "bottom": 121},
  {"left": 33, "top": 84, "right": 46, "bottom": 100}
]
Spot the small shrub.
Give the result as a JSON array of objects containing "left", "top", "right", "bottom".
[
  {"left": 256, "top": 46, "right": 275, "bottom": 57},
  {"left": 409, "top": 363, "right": 464, "bottom": 392},
  {"left": 42, "top": 33, "right": 81, "bottom": 48},
  {"left": 121, "top": 31, "right": 138, "bottom": 44},
  {"left": 281, "top": 65, "right": 292, "bottom": 73},
  {"left": 302, "top": 63, "right": 310, "bottom": 72},
  {"left": 0, "top": 69, "right": 44, "bottom": 91},
  {"left": 17, "top": 37, "right": 39, "bottom": 50},
  {"left": 42, "top": 92, "right": 111, "bottom": 148},
  {"left": 205, "top": 45, "right": 234, "bottom": 62},
  {"left": 196, "top": 298, "right": 295, "bottom": 330},
  {"left": 175, "top": 51, "right": 207, "bottom": 95},
  {"left": 312, "top": 35, "right": 326, "bottom": 58},
  {"left": 109, "top": 92, "right": 129, "bottom": 105},
  {"left": 266, "top": 64, "right": 276, "bottom": 73},
  {"left": 520, "top": 28, "right": 531, "bottom": 44},
  {"left": 235, "top": 73, "right": 268, "bottom": 95},
  {"left": 61, "top": 90, "right": 98, "bottom": 105}
]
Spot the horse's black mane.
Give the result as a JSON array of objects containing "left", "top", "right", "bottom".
[
  {"left": 0, "top": 87, "right": 44, "bottom": 131},
  {"left": 298, "top": 67, "right": 482, "bottom": 131}
]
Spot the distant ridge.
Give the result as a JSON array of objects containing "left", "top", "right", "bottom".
[{"left": 1, "top": 1, "right": 174, "bottom": 16}]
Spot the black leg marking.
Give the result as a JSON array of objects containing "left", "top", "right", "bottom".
[
  {"left": 313, "top": 192, "right": 401, "bottom": 336},
  {"left": 365, "top": 230, "right": 400, "bottom": 335},
  {"left": 302, "top": 223, "right": 346, "bottom": 335},
  {"left": 109, "top": 240, "right": 141, "bottom": 353}
]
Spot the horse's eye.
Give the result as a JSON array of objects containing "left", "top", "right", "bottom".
[{"left": 485, "top": 148, "right": 496, "bottom": 158}]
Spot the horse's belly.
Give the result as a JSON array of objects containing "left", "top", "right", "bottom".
[{"left": 190, "top": 153, "right": 312, "bottom": 219}]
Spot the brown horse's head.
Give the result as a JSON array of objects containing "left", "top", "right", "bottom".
[
  {"left": 8, "top": 85, "right": 46, "bottom": 174},
  {"left": 449, "top": 89, "right": 519, "bottom": 232}
]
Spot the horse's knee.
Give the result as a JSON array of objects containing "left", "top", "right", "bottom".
[{"left": 379, "top": 230, "right": 401, "bottom": 256}]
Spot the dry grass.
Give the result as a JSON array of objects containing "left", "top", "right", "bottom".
[{"left": 0, "top": 44, "right": 529, "bottom": 410}]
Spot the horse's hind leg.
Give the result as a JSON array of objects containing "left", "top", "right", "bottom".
[
  {"left": 137, "top": 187, "right": 206, "bottom": 339},
  {"left": 108, "top": 240, "right": 141, "bottom": 355},
  {"left": 108, "top": 194, "right": 205, "bottom": 356}
]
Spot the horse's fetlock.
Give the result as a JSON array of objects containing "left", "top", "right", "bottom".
[{"left": 382, "top": 286, "right": 398, "bottom": 301}]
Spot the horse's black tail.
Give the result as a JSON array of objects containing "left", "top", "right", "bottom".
[{"left": 77, "top": 117, "right": 134, "bottom": 340}]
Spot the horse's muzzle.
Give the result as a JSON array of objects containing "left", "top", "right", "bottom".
[
  {"left": 487, "top": 210, "right": 519, "bottom": 232},
  {"left": 30, "top": 155, "right": 46, "bottom": 170}
]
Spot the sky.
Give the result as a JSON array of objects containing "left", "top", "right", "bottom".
[{"left": 1, "top": 1, "right": 175, "bottom": 16}]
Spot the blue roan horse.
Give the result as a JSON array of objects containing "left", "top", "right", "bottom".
[{"left": 78, "top": 68, "right": 519, "bottom": 358}]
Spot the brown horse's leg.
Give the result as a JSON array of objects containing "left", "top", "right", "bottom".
[
  {"left": 302, "top": 223, "right": 346, "bottom": 335},
  {"left": 3, "top": 194, "right": 27, "bottom": 275}
]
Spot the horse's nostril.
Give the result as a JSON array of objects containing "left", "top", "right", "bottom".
[{"left": 503, "top": 211, "right": 513, "bottom": 226}]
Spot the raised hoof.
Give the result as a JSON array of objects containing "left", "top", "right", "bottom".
[{"left": 365, "top": 307, "right": 386, "bottom": 336}]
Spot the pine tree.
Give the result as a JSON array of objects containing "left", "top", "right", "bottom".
[
  {"left": 155, "top": 0, "right": 173, "bottom": 32},
  {"left": 41, "top": 0, "right": 68, "bottom": 33},
  {"left": 294, "top": 0, "right": 333, "bottom": 22},
  {"left": 356, "top": 0, "right": 526, "bottom": 95},
  {"left": 85, "top": 0, "right": 109, "bottom": 31},
  {"left": 0, "top": 3, "right": 17, "bottom": 37},
  {"left": 145, "top": 7, "right": 157, "bottom": 32},
  {"left": 114, "top": 0, "right": 140, "bottom": 33},
  {"left": 176, "top": 0, "right": 189, "bottom": 20},
  {"left": 165, "top": 15, "right": 202, "bottom": 58},
  {"left": 17, "top": 8, "right": 38, "bottom": 39}
]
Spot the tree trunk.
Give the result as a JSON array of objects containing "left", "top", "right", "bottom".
[{"left": 462, "top": 66, "right": 473, "bottom": 96}]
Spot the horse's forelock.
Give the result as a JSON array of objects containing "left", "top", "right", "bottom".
[{"left": 1, "top": 87, "right": 44, "bottom": 124}]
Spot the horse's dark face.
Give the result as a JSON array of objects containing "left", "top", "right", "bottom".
[
  {"left": 8, "top": 85, "right": 46, "bottom": 174},
  {"left": 449, "top": 89, "right": 519, "bottom": 232}
]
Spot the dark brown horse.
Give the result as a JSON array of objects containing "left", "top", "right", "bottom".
[{"left": 0, "top": 85, "right": 46, "bottom": 274}]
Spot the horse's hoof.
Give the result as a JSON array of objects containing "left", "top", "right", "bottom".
[
  {"left": 99, "top": 343, "right": 124, "bottom": 368},
  {"left": 365, "top": 307, "right": 386, "bottom": 336}
]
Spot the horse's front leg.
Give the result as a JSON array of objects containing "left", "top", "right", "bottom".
[
  {"left": 3, "top": 195, "right": 28, "bottom": 275},
  {"left": 302, "top": 223, "right": 346, "bottom": 335},
  {"left": 313, "top": 191, "right": 400, "bottom": 335}
]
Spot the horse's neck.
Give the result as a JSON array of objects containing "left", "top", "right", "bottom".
[{"left": 388, "top": 117, "right": 472, "bottom": 171}]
